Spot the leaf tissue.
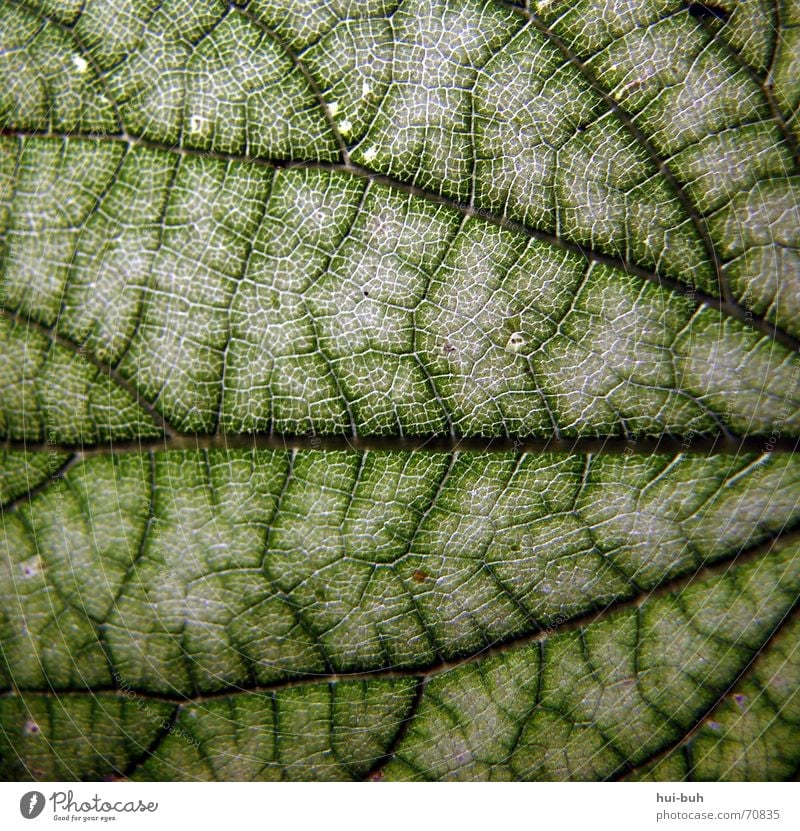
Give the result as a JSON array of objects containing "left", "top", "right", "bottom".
[{"left": 0, "top": 0, "right": 799, "bottom": 781}]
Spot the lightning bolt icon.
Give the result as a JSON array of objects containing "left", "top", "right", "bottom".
[{"left": 28, "top": 793, "right": 38, "bottom": 816}]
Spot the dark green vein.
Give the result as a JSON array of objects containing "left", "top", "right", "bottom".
[
  {"left": 614, "top": 593, "right": 800, "bottom": 780},
  {"left": 496, "top": 0, "right": 733, "bottom": 298},
  {"left": 362, "top": 677, "right": 427, "bottom": 781},
  {"left": 117, "top": 703, "right": 181, "bottom": 780},
  {"left": 693, "top": 2, "right": 800, "bottom": 169},
  {"left": 2, "top": 127, "right": 798, "bottom": 352}
]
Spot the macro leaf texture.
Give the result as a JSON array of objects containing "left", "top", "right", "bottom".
[{"left": 0, "top": 0, "right": 799, "bottom": 782}]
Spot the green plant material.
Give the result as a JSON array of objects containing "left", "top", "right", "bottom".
[{"left": 0, "top": 0, "right": 798, "bottom": 781}]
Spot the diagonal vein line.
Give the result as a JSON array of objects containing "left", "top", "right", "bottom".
[
  {"left": 361, "top": 676, "right": 427, "bottom": 781},
  {"left": 5, "top": 518, "right": 799, "bottom": 704},
  {"left": 694, "top": 15, "right": 800, "bottom": 170},
  {"left": 614, "top": 592, "right": 800, "bottom": 780},
  {"left": 0, "top": 451, "right": 80, "bottom": 511},
  {"left": 0, "top": 306, "right": 174, "bottom": 437},
  {"left": 236, "top": 4, "right": 351, "bottom": 164},
  {"left": 2, "top": 435, "right": 799, "bottom": 477},
  {"left": 117, "top": 703, "right": 181, "bottom": 780},
  {"left": 495, "top": 0, "right": 732, "bottom": 303}
]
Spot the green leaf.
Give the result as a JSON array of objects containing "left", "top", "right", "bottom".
[{"left": 0, "top": 0, "right": 798, "bottom": 781}]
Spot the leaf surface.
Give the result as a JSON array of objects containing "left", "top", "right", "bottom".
[{"left": 0, "top": 0, "right": 799, "bottom": 781}]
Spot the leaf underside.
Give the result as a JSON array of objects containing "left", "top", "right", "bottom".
[{"left": 0, "top": 0, "right": 799, "bottom": 781}]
